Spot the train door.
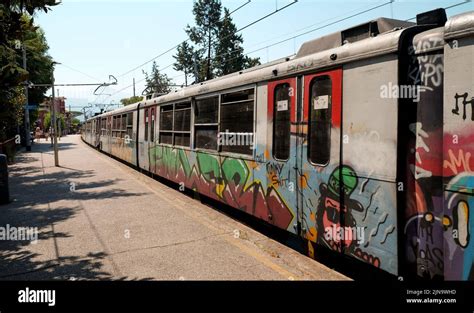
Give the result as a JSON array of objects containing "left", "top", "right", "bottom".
[
  {"left": 149, "top": 106, "right": 156, "bottom": 174},
  {"left": 267, "top": 78, "right": 299, "bottom": 232},
  {"left": 138, "top": 107, "right": 150, "bottom": 172},
  {"left": 94, "top": 119, "right": 100, "bottom": 147},
  {"left": 297, "top": 69, "right": 343, "bottom": 255}
]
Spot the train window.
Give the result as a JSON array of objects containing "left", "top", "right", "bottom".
[
  {"left": 117, "top": 115, "right": 121, "bottom": 133},
  {"left": 159, "top": 105, "right": 173, "bottom": 145},
  {"left": 150, "top": 108, "right": 155, "bottom": 142},
  {"left": 121, "top": 114, "right": 126, "bottom": 138},
  {"left": 101, "top": 118, "right": 107, "bottom": 136},
  {"left": 220, "top": 88, "right": 254, "bottom": 155},
  {"left": 174, "top": 133, "right": 190, "bottom": 147},
  {"left": 195, "top": 127, "right": 218, "bottom": 150},
  {"left": 195, "top": 96, "right": 218, "bottom": 150},
  {"left": 273, "top": 84, "right": 291, "bottom": 160},
  {"left": 112, "top": 116, "right": 117, "bottom": 137},
  {"left": 160, "top": 105, "right": 173, "bottom": 131},
  {"left": 195, "top": 97, "right": 218, "bottom": 124},
  {"left": 126, "top": 113, "right": 133, "bottom": 139},
  {"left": 308, "top": 75, "right": 332, "bottom": 165},
  {"left": 159, "top": 132, "right": 173, "bottom": 145},
  {"left": 173, "top": 103, "right": 191, "bottom": 147},
  {"left": 174, "top": 103, "right": 191, "bottom": 132},
  {"left": 158, "top": 103, "right": 191, "bottom": 147},
  {"left": 144, "top": 108, "right": 149, "bottom": 141}
]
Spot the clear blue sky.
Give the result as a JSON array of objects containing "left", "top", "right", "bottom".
[{"left": 35, "top": 0, "right": 473, "bottom": 116}]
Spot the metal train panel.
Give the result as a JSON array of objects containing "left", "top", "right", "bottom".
[
  {"left": 138, "top": 107, "right": 151, "bottom": 172},
  {"left": 405, "top": 27, "right": 445, "bottom": 280},
  {"left": 442, "top": 12, "right": 474, "bottom": 280},
  {"left": 340, "top": 54, "right": 400, "bottom": 275}
]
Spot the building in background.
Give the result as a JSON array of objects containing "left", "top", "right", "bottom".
[{"left": 37, "top": 96, "right": 67, "bottom": 134}]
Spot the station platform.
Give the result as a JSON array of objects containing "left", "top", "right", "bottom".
[{"left": 0, "top": 135, "right": 348, "bottom": 281}]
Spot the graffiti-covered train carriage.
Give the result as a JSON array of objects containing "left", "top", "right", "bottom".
[{"left": 82, "top": 8, "right": 474, "bottom": 280}]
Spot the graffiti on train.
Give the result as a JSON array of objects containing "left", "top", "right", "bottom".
[
  {"left": 151, "top": 145, "right": 295, "bottom": 229},
  {"left": 444, "top": 173, "right": 474, "bottom": 280},
  {"left": 303, "top": 165, "right": 397, "bottom": 273},
  {"left": 452, "top": 92, "right": 474, "bottom": 121}
]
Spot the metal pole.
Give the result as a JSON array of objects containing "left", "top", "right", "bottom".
[
  {"left": 133, "top": 78, "right": 136, "bottom": 97},
  {"left": 57, "top": 89, "right": 61, "bottom": 140},
  {"left": 23, "top": 45, "right": 31, "bottom": 151},
  {"left": 51, "top": 71, "right": 59, "bottom": 166}
]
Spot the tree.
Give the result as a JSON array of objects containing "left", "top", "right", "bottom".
[
  {"left": 44, "top": 111, "right": 65, "bottom": 131},
  {"left": 22, "top": 19, "right": 54, "bottom": 106},
  {"left": 173, "top": 41, "right": 195, "bottom": 86},
  {"left": 0, "top": 1, "right": 58, "bottom": 141},
  {"left": 20, "top": 15, "right": 54, "bottom": 133},
  {"left": 142, "top": 61, "right": 172, "bottom": 96},
  {"left": 214, "top": 8, "right": 260, "bottom": 76},
  {"left": 173, "top": 1, "right": 260, "bottom": 84},
  {"left": 185, "top": 0, "right": 222, "bottom": 81},
  {"left": 120, "top": 96, "right": 144, "bottom": 106}
]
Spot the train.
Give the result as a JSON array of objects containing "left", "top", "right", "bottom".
[{"left": 82, "top": 8, "right": 474, "bottom": 280}]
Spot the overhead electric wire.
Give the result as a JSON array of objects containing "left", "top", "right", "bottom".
[
  {"left": 106, "top": 0, "right": 390, "bottom": 98},
  {"left": 194, "top": 0, "right": 471, "bottom": 79},
  {"left": 196, "top": 0, "right": 394, "bottom": 79},
  {"left": 405, "top": 0, "right": 471, "bottom": 21},
  {"left": 116, "top": 0, "right": 252, "bottom": 78},
  {"left": 236, "top": 0, "right": 297, "bottom": 34},
  {"left": 105, "top": 0, "right": 296, "bottom": 100},
  {"left": 102, "top": 0, "right": 472, "bottom": 101},
  {"left": 57, "top": 63, "right": 102, "bottom": 81}
]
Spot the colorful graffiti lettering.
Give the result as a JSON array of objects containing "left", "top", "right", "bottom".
[
  {"left": 151, "top": 146, "right": 295, "bottom": 229},
  {"left": 443, "top": 148, "right": 473, "bottom": 175}
]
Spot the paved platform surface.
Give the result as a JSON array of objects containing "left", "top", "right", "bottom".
[{"left": 0, "top": 135, "right": 349, "bottom": 281}]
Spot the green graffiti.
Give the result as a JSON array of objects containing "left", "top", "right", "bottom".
[
  {"left": 328, "top": 165, "right": 358, "bottom": 197},
  {"left": 222, "top": 158, "right": 249, "bottom": 186},
  {"left": 196, "top": 153, "right": 222, "bottom": 182},
  {"left": 178, "top": 149, "right": 191, "bottom": 177},
  {"left": 154, "top": 146, "right": 192, "bottom": 177}
]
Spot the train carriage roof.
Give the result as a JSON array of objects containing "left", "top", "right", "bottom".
[
  {"left": 89, "top": 9, "right": 473, "bottom": 119},
  {"left": 141, "top": 19, "right": 415, "bottom": 107},
  {"left": 444, "top": 10, "right": 474, "bottom": 40},
  {"left": 412, "top": 10, "right": 473, "bottom": 55}
]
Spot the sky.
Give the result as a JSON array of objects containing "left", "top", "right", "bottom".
[{"left": 34, "top": 0, "right": 473, "bottom": 117}]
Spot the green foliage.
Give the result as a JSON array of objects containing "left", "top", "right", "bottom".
[
  {"left": 23, "top": 21, "right": 54, "bottom": 106},
  {"left": 143, "top": 61, "right": 172, "bottom": 96},
  {"left": 0, "top": 1, "right": 58, "bottom": 141},
  {"left": 120, "top": 96, "right": 144, "bottom": 106},
  {"left": 185, "top": 0, "right": 222, "bottom": 81},
  {"left": 71, "top": 118, "right": 81, "bottom": 126},
  {"left": 173, "top": 41, "right": 195, "bottom": 86},
  {"left": 214, "top": 8, "right": 260, "bottom": 76},
  {"left": 43, "top": 111, "right": 65, "bottom": 131},
  {"left": 173, "top": 0, "right": 260, "bottom": 84},
  {"left": 0, "top": 87, "right": 25, "bottom": 141}
]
